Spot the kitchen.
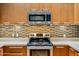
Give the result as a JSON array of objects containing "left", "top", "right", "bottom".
[{"left": 0, "top": 3, "right": 79, "bottom": 56}]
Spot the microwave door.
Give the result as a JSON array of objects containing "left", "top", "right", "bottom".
[{"left": 29, "top": 15, "right": 45, "bottom": 21}]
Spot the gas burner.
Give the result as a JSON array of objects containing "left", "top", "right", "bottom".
[{"left": 27, "top": 37, "right": 53, "bottom": 46}]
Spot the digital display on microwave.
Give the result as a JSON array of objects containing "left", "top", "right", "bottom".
[{"left": 29, "top": 15, "right": 45, "bottom": 21}]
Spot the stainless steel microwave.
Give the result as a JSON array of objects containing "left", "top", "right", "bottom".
[{"left": 28, "top": 10, "right": 51, "bottom": 25}]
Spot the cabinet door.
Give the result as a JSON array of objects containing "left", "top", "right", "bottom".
[
  {"left": 0, "top": 48, "right": 3, "bottom": 56},
  {"left": 30, "top": 49, "right": 50, "bottom": 56},
  {"left": 74, "top": 4, "right": 79, "bottom": 24},
  {"left": 3, "top": 45, "right": 27, "bottom": 56},
  {"left": 52, "top": 4, "right": 74, "bottom": 25},
  {"left": 69, "top": 48, "right": 75, "bottom": 56},
  {"left": 74, "top": 51, "right": 79, "bottom": 56},
  {"left": 60, "top": 4, "right": 74, "bottom": 24},
  {"left": 53, "top": 45, "right": 69, "bottom": 56},
  {"left": 76, "top": 53, "right": 79, "bottom": 56}
]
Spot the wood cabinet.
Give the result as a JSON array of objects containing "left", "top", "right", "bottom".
[
  {"left": 74, "top": 4, "right": 79, "bottom": 24},
  {"left": 53, "top": 45, "right": 69, "bottom": 56},
  {"left": 52, "top": 4, "right": 74, "bottom": 25},
  {"left": 61, "top": 4, "right": 74, "bottom": 25},
  {"left": 0, "top": 45, "right": 79, "bottom": 56},
  {"left": 0, "top": 3, "right": 74, "bottom": 25},
  {"left": 69, "top": 47, "right": 76, "bottom": 56},
  {"left": 1, "top": 3, "right": 79, "bottom": 25},
  {"left": 69, "top": 47, "right": 79, "bottom": 56},
  {"left": 3, "top": 45, "right": 27, "bottom": 56},
  {"left": 0, "top": 47, "right": 3, "bottom": 56},
  {"left": 76, "top": 53, "right": 79, "bottom": 56},
  {"left": 74, "top": 51, "right": 79, "bottom": 56}
]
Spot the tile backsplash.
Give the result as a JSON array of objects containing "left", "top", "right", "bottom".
[{"left": 0, "top": 24, "right": 79, "bottom": 38}]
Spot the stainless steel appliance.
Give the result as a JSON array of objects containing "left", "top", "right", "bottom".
[
  {"left": 28, "top": 9, "right": 51, "bottom": 25},
  {"left": 27, "top": 33, "right": 53, "bottom": 56},
  {"left": 27, "top": 37, "right": 53, "bottom": 49},
  {"left": 30, "top": 49, "right": 50, "bottom": 56}
]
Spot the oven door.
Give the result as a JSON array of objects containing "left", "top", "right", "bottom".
[
  {"left": 30, "top": 49, "right": 50, "bottom": 56},
  {"left": 29, "top": 14, "right": 45, "bottom": 22}
]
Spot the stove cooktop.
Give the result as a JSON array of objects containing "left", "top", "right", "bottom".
[{"left": 27, "top": 37, "right": 53, "bottom": 46}]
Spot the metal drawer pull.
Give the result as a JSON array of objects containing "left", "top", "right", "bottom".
[
  {"left": 9, "top": 47, "right": 23, "bottom": 48},
  {"left": 56, "top": 46, "right": 64, "bottom": 48}
]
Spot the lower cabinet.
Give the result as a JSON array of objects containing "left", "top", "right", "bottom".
[
  {"left": 75, "top": 52, "right": 79, "bottom": 56},
  {"left": 1, "top": 45, "right": 79, "bottom": 56},
  {"left": 76, "top": 53, "right": 79, "bottom": 56},
  {"left": 3, "top": 53, "right": 27, "bottom": 56},
  {"left": 0, "top": 48, "right": 3, "bottom": 56},
  {"left": 53, "top": 45, "right": 69, "bottom": 56},
  {"left": 69, "top": 47, "right": 76, "bottom": 56},
  {"left": 3, "top": 45, "right": 27, "bottom": 56},
  {"left": 69, "top": 47, "right": 79, "bottom": 56}
]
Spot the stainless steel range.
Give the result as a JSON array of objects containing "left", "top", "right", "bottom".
[
  {"left": 27, "top": 33, "right": 53, "bottom": 56},
  {"left": 27, "top": 37, "right": 53, "bottom": 49}
]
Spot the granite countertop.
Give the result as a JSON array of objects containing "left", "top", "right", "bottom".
[
  {"left": 0, "top": 38, "right": 79, "bottom": 52},
  {"left": 51, "top": 38, "right": 79, "bottom": 52},
  {"left": 0, "top": 38, "right": 29, "bottom": 47}
]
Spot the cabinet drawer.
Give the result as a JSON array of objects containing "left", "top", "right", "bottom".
[
  {"left": 3, "top": 46, "right": 24, "bottom": 49},
  {"left": 3, "top": 46, "right": 27, "bottom": 53},
  {"left": 8, "top": 46, "right": 23, "bottom": 48},
  {"left": 53, "top": 45, "right": 69, "bottom": 56},
  {"left": 4, "top": 53, "right": 26, "bottom": 56},
  {"left": 54, "top": 45, "right": 68, "bottom": 48},
  {"left": 55, "top": 46, "right": 65, "bottom": 48}
]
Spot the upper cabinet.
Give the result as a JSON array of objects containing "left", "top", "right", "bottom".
[
  {"left": 0, "top": 3, "right": 78, "bottom": 25},
  {"left": 26, "top": 4, "right": 74, "bottom": 25},
  {"left": 0, "top": 4, "right": 1, "bottom": 24},
  {"left": 60, "top": 4, "right": 74, "bottom": 25},
  {"left": 31, "top": 4, "right": 74, "bottom": 25},
  {"left": 52, "top": 4, "right": 74, "bottom": 25},
  {"left": 74, "top": 4, "right": 79, "bottom": 24}
]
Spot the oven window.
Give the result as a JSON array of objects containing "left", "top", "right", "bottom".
[
  {"left": 30, "top": 49, "right": 50, "bottom": 56},
  {"left": 29, "top": 15, "right": 45, "bottom": 21}
]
